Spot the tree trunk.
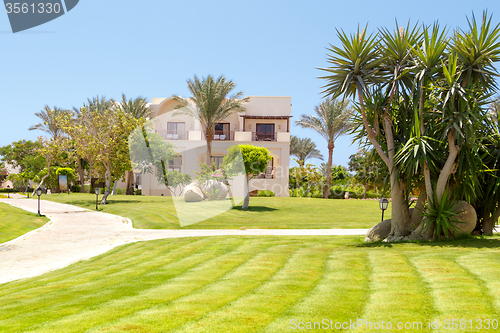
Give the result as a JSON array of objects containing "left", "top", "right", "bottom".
[
  {"left": 242, "top": 177, "right": 250, "bottom": 210},
  {"left": 100, "top": 164, "right": 112, "bottom": 204},
  {"left": 126, "top": 170, "right": 134, "bottom": 195},
  {"left": 205, "top": 128, "right": 213, "bottom": 164},
  {"left": 483, "top": 209, "right": 500, "bottom": 235},
  {"left": 324, "top": 142, "right": 334, "bottom": 199},
  {"left": 387, "top": 174, "right": 412, "bottom": 239},
  {"left": 435, "top": 129, "right": 459, "bottom": 201},
  {"left": 34, "top": 160, "right": 51, "bottom": 195},
  {"left": 77, "top": 158, "right": 85, "bottom": 193}
]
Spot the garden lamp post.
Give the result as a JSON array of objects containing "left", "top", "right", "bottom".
[
  {"left": 6, "top": 185, "right": 10, "bottom": 198},
  {"left": 379, "top": 198, "right": 389, "bottom": 222},
  {"left": 36, "top": 187, "right": 43, "bottom": 216},
  {"left": 95, "top": 188, "right": 100, "bottom": 211}
]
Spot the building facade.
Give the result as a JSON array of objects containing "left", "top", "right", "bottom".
[{"left": 139, "top": 96, "right": 292, "bottom": 197}]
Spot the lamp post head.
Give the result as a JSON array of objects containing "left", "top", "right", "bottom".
[
  {"left": 95, "top": 188, "right": 100, "bottom": 196},
  {"left": 379, "top": 198, "right": 389, "bottom": 211},
  {"left": 36, "top": 188, "right": 42, "bottom": 197}
]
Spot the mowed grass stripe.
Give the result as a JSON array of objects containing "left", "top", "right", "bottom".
[
  {"left": 260, "top": 249, "right": 371, "bottom": 332},
  {"left": 1, "top": 237, "right": 250, "bottom": 332},
  {"left": 19, "top": 237, "right": 270, "bottom": 333},
  {"left": 456, "top": 252, "right": 500, "bottom": 312},
  {"left": 412, "top": 252, "right": 497, "bottom": 321},
  {"left": 171, "top": 245, "right": 332, "bottom": 333},
  {"left": 355, "top": 250, "right": 433, "bottom": 331},
  {"left": 0, "top": 237, "right": 200, "bottom": 301},
  {"left": 96, "top": 244, "right": 297, "bottom": 332},
  {"left": 0, "top": 237, "right": 211, "bottom": 312}
]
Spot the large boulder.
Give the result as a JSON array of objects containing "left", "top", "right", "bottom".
[
  {"left": 450, "top": 201, "right": 477, "bottom": 236},
  {"left": 201, "top": 180, "right": 228, "bottom": 200},
  {"left": 365, "top": 219, "right": 392, "bottom": 242},
  {"left": 183, "top": 183, "right": 206, "bottom": 202}
]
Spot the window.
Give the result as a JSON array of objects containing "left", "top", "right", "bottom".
[
  {"left": 211, "top": 156, "right": 224, "bottom": 168},
  {"left": 256, "top": 123, "right": 276, "bottom": 141},
  {"left": 168, "top": 155, "right": 182, "bottom": 172},
  {"left": 167, "top": 122, "right": 186, "bottom": 139}
]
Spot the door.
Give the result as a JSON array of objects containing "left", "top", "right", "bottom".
[{"left": 256, "top": 123, "right": 275, "bottom": 141}]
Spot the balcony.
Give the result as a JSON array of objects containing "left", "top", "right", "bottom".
[
  {"left": 156, "top": 130, "right": 189, "bottom": 140},
  {"left": 252, "top": 132, "right": 277, "bottom": 142},
  {"left": 154, "top": 130, "right": 289, "bottom": 143},
  {"left": 203, "top": 131, "right": 235, "bottom": 141}
]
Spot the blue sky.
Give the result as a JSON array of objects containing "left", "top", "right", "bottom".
[{"left": 0, "top": 0, "right": 498, "bottom": 168}]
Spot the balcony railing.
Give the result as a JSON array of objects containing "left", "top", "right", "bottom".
[
  {"left": 156, "top": 130, "right": 189, "bottom": 140},
  {"left": 203, "top": 131, "right": 235, "bottom": 141},
  {"left": 252, "top": 132, "right": 277, "bottom": 142}
]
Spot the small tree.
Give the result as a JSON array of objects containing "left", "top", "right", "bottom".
[{"left": 223, "top": 144, "right": 271, "bottom": 210}]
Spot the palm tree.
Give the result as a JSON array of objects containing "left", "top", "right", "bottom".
[
  {"left": 172, "top": 75, "right": 248, "bottom": 163},
  {"left": 116, "top": 94, "right": 152, "bottom": 194},
  {"left": 289, "top": 136, "right": 323, "bottom": 167},
  {"left": 296, "top": 98, "right": 352, "bottom": 198},
  {"left": 29, "top": 106, "right": 69, "bottom": 140}
]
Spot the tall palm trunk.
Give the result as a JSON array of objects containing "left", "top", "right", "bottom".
[
  {"left": 324, "top": 142, "right": 334, "bottom": 198},
  {"left": 205, "top": 128, "right": 213, "bottom": 164}
]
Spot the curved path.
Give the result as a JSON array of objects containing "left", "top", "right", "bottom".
[{"left": 0, "top": 198, "right": 368, "bottom": 284}]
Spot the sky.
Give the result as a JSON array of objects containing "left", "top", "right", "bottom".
[{"left": 0, "top": 0, "right": 498, "bottom": 168}]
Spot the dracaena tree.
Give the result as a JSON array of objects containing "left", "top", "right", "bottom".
[{"left": 321, "top": 12, "right": 500, "bottom": 241}]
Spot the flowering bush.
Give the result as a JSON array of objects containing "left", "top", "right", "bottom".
[
  {"left": 0, "top": 164, "right": 8, "bottom": 184},
  {"left": 195, "top": 162, "right": 230, "bottom": 185}
]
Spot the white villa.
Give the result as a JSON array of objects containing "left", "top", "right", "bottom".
[{"left": 138, "top": 96, "right": 292, "bottom": 197}]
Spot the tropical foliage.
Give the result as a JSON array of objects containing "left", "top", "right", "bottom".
[
  {"left": 289, "top": 136, "right": 323, "bottom": 167},
  {"left": 320, "top": 12, "right": 500, "bottom": 240}
]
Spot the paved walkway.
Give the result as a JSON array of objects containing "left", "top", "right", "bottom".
[{"left": 0, "top": 198, "right": 368, "bottom": 284}]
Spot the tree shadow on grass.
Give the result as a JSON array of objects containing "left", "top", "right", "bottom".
[
  {"left": 358, "top": 236, "right": 500, "bottom": 249},
  {"left": 231, "top": 206, "right": 278, "bottom": 212}
]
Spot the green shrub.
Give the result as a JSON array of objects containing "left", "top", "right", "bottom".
[
  {"left": 70, "top": 185, "right": 81, "bottom": 192},
  {"left": 135, "top": 190, "right": 142, "bottom": 195},
  {"left": 257, "top": 190, "right": 275, "bottom": 197}
]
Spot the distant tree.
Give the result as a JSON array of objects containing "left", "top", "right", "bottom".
[
  {"left": 223, "top": 144, "right": 272, "bottom": 210},
  {"left": 289, "top": 136, "right": 323, "bottom": 167},
  {"left": 0, "top": 140, "right": 46, "bottom": 189},
  {"left": 29, "top": 106, "right": 70, "bottom": 140},
  {"left": 173, "top": 75, "right": 248, "bottom": 163},
  {"left": 35, "top": 136, "right": 69, "bottom": 191},
  {"left": 117, "top": 94, "right": 153, "bottom": 195},
  {"left": 296, "top": 98, "right": 352, "bottom": 198},
  {"left": 62, "top": 108, "right": 141, "bottom": 204}
]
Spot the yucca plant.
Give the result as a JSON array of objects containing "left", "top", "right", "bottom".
[{"left": 420, "top": 188, "right": 464, "bottom": 239}]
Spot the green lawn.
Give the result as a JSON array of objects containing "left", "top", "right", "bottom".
[
  {"left": 1, "top": 236, "right": 500, "bottom": 332},
  {"left": 39, "top": 194, "right": 389, "bottom": 229},
  {"left": 0, "top": 202, "right": 49, "bottom": 244}
]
